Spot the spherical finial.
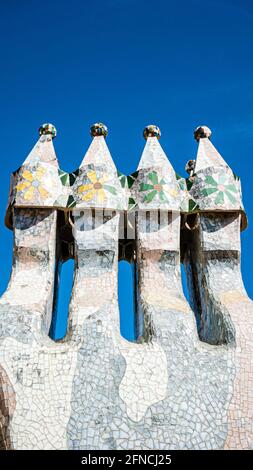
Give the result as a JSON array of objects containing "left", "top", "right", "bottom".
[
  {"left": 194, "top": 125, "right": 212, "bottom": 141},
  {"left": 39, "top": 123, "right": 57, "bottom": 138},
  {"left": 90, "top": 122, "right": 108, "bottom": 138},
  {"left": 143, "top": 125, "right": 161, "bottom": 140},
  {"left": 185, "top": 159, "right": 196, "bottom": 176}
]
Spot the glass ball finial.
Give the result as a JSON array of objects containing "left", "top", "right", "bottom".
[
  {"left": 39, "top": 123, "right": 57, "bottom": 138},
  {"left": 90, "top": 122, "right": 108, "bottom": 138},
  {"left": 143, "top": 125, "right": 161, "bottom": 140},
  {"left": 185, "top": 159, "right": 196, "bottom": 175},
  {"left": 194, "top": 125, "right": 212, "bottom": 141}
]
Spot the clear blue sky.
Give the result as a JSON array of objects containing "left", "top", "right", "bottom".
[{"left": 0, "top": 0, "right": 253, "bottom": 340}]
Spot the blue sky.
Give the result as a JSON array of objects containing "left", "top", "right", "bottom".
[{"left": 0, "top": 0, "right": 253, "bottom": 340}]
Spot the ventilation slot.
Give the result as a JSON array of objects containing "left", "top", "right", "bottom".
[
  {"left": 49, "top": 259, "right": 74, "bottom": 340},
  {"left": 118, "top": 260, "right": 137, "bottom": 341}
]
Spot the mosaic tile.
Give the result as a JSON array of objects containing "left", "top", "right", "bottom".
[{"left": 0, "top": 124, "right": 252, "bottom": 450}]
